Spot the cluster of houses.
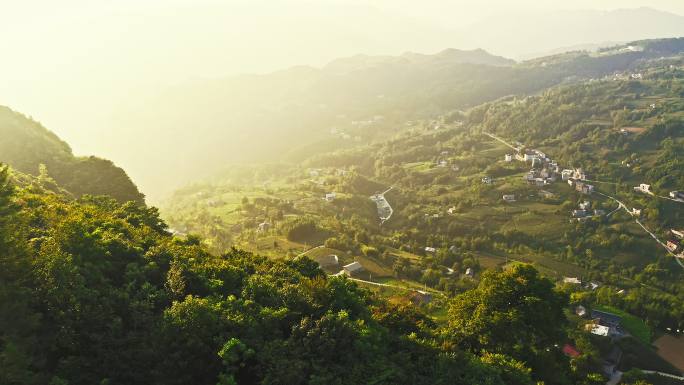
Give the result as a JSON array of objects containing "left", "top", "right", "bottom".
[
  {"left": 571, "top": 201, "right": 605, "bottom": 221},
  {"left": 665, "top": 228, "right": 682, "bottom": 255}
]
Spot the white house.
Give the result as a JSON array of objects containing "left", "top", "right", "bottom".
[
  {"left": 425, "top": 246, "right": 437, "bottom": 253},
  {"left": 343, "top": 261, "right": 364, "bottom": 276},
  {"left": 257, "top": 222, "right": 271, "bottom": 232},
  {"left": 579, "top": 201, "right": 591, "bottom": 210},
  {"left": 502, "top": 194, "right": 516, "bottom": 202},
  {"left": 671, "top": 229, "right": 684, "bottom": 239},
  {"left": 481, "top": 176, "right": 492, "bottom": 184},
  {"left": 504, "top": 154, "right": 513, "bottom": 162},
  {"left": 561, "top": 169, "right": 574, "bottom": 180},
  {"left": 465, "top": 268, "right": 474, "bottom": 277},
  {"left": 633, "top": 184, "right": 652, "bottom": 194},
  {"left": 590, "top": 324, "right": 610, "bottom": 336},
  {"left": 325, "top": 192, "right": 336, "bottom": 202},
  {"left": 563, "top": 277, "right": 582, "bottom": 284}
]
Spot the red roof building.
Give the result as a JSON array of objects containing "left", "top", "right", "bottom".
[{"left": 562, "top": 344, "right": 581, "bottom": 358}]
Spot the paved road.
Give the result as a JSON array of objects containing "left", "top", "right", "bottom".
[{"left": 483, "top": 132, "right": 521, "bottom": 152}]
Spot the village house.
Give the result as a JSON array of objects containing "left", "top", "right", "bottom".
[
  {"left": 669, "top": 191, "right": 684, "bottom": 200},
  {"left": 591, "top": 310, "right": 623, "bottom": 335},
  {"left": 594, "top": 209, "right": 606, "bottom": 216},
  {"left": 561, "top": 169, "right": 574, "bottom": 180},
  {"left": 589, "top": 324, "right": 610, "bottom": 336},
  {"left": 633, "top": 183, "right": 652, "bottom": 194},
  {"left": 502, "top": 194, "right": 516, "bottom": 203},
  {"left": 562, "top": 344, "right": 581, "bottom": 359},
  {"left": 481, "top": 176, "right": 492, "bottom": 184},
  {"left": 563, "top": 277, "right": 582, "bottom": 284},
  {"left": 465, "top": 268, "right": 474, "bottom": 277},
  {"left": 438, "top": 160, "right": 448, "bottom": 167},
  {"left": 447, "top": 207, "right": 457, "bottom": 215},
  {"left": 575, "top": 305, "right": 587, "bottom": 317},
  {"left": 515, "top": 153, "right": 526, "bottom": 162},
  {"left": 574, "top": 181, "right": 595, "bottom": 195},
  {"left": 572, "top": 168, "right": 587, "bottom": 180},
  {"left": 631, "top": 208, "right": 642, "bottom": 216},
  {"left": 572, "top": 210, "right": 588, "bottom": 218},
  {"left": 504, "top": 154, "right": 513, "bottom": 162},
  {"left": 579, "top": 201, "right": 591, "bottom": 210},
  {"left": 666, "top": 240, "right": 679, "bottom": 252},
  {"left": 342, "top": 261, "right": 364, "bottom": 276},
  {"left": 425, "top": 246, "right": 437, "bottom": 254},
  {"left": 671, "top": 229, "right": 684, "bottom": 239},
  {"left": 257, "top": 222, "right": 270, "bottom": 232},
  {"left": 325, "top": 192, "right": 336, "bottom": 202}
]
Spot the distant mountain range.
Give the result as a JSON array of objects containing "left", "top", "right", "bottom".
[
  {"left": 104, "top": 38, "right": 684, "bottom": 200},
  {"left": 455, "top": 7, "right": 684, "bottom": 59}
]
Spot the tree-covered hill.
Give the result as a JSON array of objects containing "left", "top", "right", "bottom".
[
  {"left": 0, "top": 106, "right": 145, "bottom": 204},
  {"left": 0, "top": 164, "right": 605, "bottom": 385}
]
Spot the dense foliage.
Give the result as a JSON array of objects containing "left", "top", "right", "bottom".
[{"left": 0, "top": 165, "right": 593, "bottom": 385}]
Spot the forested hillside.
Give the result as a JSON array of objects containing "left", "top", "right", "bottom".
[
  {"left": 0, "top": 164, "right": 611, "bottom": 385},
  {"left": 0, "top": 106, "right": 145, "bottom": 204},
  {"left": 164, "top": 49, "right": 684, "bottom": 380}
]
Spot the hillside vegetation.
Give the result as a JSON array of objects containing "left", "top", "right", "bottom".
[{"left": 0, "top": 106, "right": 145, "bottom": 204}]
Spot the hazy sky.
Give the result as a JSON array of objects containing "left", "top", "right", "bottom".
[{"left": 1, "top": 0, "right": 683, "bottom": 200}]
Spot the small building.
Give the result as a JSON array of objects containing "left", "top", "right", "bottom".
[
  {"left": 561, "top": 169, "right": 574, "bottom": 180},
  {"left": 562, "top": 344, "right": 581, "bottom": 358},
  {"left": 316, "top": 254, "right": 339, "bottom": 268},
  {"left": 438, "top": 160, "right": 448, "bottom": 167},
  {"left": 502, "top": 194, "right": 516, "bottom": 203},
  {"left": 575, "top": 305, "right": 587, "bottom": 317},
  {"left": 588, "top": 282, "right": 599, "bottom": 290},
  {"left": 563, "top": 277, "right": 582, "bottom": 284},
  {"left": 481, "top": 176, "right": 492, "bottom": 184},
  {"left": 257, "top": 222, "right": 271, "bottom": 232},
  {"left": 594, "top": 209, "right": 606, "bottom": 216},
  {"left": 504, "top": 154, "right": 513, "bottom": 162},
  {"left": 671, "top": 229, "right": 684, "bottom": 239},
  {"left": 591, "top": 310, "right": 622, "bottom": 328},
  {"left": 579, "top": 201, "right": 591, "bottom": 210},
  {"left": 575, "top": 181, "right": 594, "bottom": 194},
  {"left": 572, "top": 210, "right": 588, "bottom": 218},
  {"left": 325, "top": 192, "right": 336, "bottom": 202},
  {"left": 447, "top": 207, "right": 457, "bottom": 215},
  {"left": 666, "top": 240, "right": 679, "bottom": 252},
  {"left": 634, "top": 184, "right": 652, "bottom": 194},
  {"left": 465, "top": 268, "right": 474, "bottom": 277},
  {"left": 670, "top": 191, "right": 684, "bottom": 200},
  {"left": 425, "top": 246, "right": 437, "bottom": 254},
  {"left": 590, "top": 324, "right": 610, "bottom": 336},
  {"left": 342, "top": 261, "right": 364, "bottom": 276},
  {"left": 632, "top": 208, "right": 642, "bottom": 216}
]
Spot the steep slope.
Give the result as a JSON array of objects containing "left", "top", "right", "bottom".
[{"left": 0, "top": 106, "right": 145, "bottom": 204}]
